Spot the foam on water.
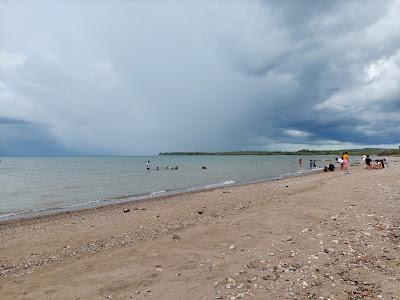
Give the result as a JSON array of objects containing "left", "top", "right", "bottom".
[{"left": 150, "top": 190, "right": 167, "bottom": 196}]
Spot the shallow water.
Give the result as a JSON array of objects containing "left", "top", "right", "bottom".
[{"left": 0, "top": 155, "right": 339, "bottom": 219}]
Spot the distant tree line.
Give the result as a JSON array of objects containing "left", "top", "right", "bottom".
[{"left": 159, "top": 148, "right": 400, "bottom": 156}]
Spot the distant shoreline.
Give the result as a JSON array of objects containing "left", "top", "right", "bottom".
[{"left": 159, "top": 148, "right": 400, "bottom": 156}]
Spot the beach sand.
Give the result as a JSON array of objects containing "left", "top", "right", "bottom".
[{"left": 1, "top": 161, "right": 400, "bottom": 299}]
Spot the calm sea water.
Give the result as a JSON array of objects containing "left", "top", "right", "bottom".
[{"left": 0, "top": 155, "right": 338, "bottom": 220}]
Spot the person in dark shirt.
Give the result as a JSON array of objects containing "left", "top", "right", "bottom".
[{"left": 365, "top": 155, "right": 372, "bottom": 169}]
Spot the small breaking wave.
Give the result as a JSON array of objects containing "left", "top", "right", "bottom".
[
  {"left": 188, "top": 180, "right": 235, "bottom": 191},
  {"left": 150, "top": 190, "right": 167, "bottom": 196}
]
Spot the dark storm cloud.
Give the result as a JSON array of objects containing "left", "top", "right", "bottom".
[
  {"left": 1, "top": 0, "right": 400, "bottom": 155},
  {"left": 0, "top": 122, "right": 73, "bottom": 156},
  {"left": 0, "top": 116, "right": 32, "bottom": 125}
]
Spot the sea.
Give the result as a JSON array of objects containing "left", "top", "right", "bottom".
[{"left": 0, "top": 155, "right": 339, "bottom": 221}]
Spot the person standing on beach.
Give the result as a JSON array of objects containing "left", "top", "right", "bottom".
[
  {"left": 146, "top": 160, "right": 150, "bottom": 170},
  {"left": 299, "top": 158, "right": 303, "bottom": 168},
  {"left": 342, "top": 152, "right": 350, "bottom": 173},
  {"left": 362, "top": 153, "right": 367, "bottom": 162},
  {"left": 309, "top": 160, "right": 313, "bottom": 169},
  {"left": 339, "top": 153, "right": 344, "bottom": 171}
]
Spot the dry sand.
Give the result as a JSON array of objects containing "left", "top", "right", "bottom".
[{"left": 1, "top": 160, "right": 400, "bottom": 299}]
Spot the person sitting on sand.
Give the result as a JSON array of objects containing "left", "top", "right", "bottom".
[
  {"left": 365, "top": 156, "right": 386, "bottom": 169},
  {"left": 373, "top": 159, "right": 385, "bottom": 169},
  {"left": 323, "top": 163, "right": 335, "bottom": 172},
  {"left": 365, "top": 155, "right": 373, "bottom": 169},
  {"left": 383, "top": 159, "right": 388, "bottom": 168},
  {"left": 378, "top": 159, "right": 385, "bottom": 168}
]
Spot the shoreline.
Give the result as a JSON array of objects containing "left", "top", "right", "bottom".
[
  {"left": 0, "top": 167, "right": 322, "bottom": 225},
  {"left": 2, "top": 162, "right": 399, "bottom": 299}
]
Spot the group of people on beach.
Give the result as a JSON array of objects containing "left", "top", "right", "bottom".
[
  {"left": 362, "top": 154, "right": 387, "bottom": 169},
  {"left": 299, "top": 152, "right": 350, "bottom": 174}
]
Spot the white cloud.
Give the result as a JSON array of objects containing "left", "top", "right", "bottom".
[
  {"left": 0, "top": 50, "right": 27, "bottom": 67},
  {"left": 316, "top": 49, "right": 400, "bottom": 112},
  {"left": 284, "top": 129, "right": 312, "bottom": 138}
]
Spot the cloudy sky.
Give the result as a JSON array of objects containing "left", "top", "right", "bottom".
[{"left": 1, "top": 0, "right": 400, "bottom": 155}]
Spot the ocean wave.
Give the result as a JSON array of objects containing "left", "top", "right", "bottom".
[
  {"left": 150, "top": 190, "right": 167, "bottom": 196},
  {"left": 0, "top": 210, "right": 31, "bottom": 219},
  {"left": 273, "top": 168, "right": 322, "bottom": 180},
  {"left": 0, "top": 198, "right": 109, "bottom": 221},
  {"left": 188, "top": 180, "right": 235, "bottom": 191}
]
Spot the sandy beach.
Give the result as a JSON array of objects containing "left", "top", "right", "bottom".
[{"left": 1, "top": 160, "right": 400, "bottom": 299}]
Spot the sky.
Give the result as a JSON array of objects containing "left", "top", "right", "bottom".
[{"left": 1, "top": 0, "right": 400, "bottom": 155}]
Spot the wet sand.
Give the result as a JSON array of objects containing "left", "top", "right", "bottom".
[{"left": 1, "top": 161, "right": 400, "bottom": 299}]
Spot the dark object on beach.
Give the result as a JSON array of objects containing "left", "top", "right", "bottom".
[
  {"left": 198, "top": 210, "right": 204, "bottom": 214},
  {"left": 365, "top": 155, "right": 372, "bottom": 167},
  {"left": 172, "top": 234, "right": 180, "bottom": 240},
  {"left": 201, "top": 166, "right": 207, "bottom": 169},
  {"left": 285, "top": 185, "right": 288, "bottom": 188},
  {"left": 174, "top": 166, "right": 178, "bottom": 170},
  {"left": 123, "top": 208, "right": 130, "bottom": 213},
  {"left": 324, "top": 163, "right": 335, "bottom": 172}
]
